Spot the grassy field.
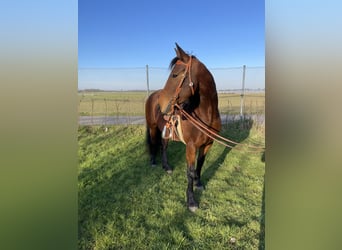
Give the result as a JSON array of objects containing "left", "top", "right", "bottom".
[
  {"left": 78, "top": 91, "right": 265, "bottom": 116},
  {"left": 78, "top": 121, "right": 265, "bottom": 249}
]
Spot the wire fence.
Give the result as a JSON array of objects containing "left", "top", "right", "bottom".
[
  {"left": 79, "top": 65, "right": 264, "bottom": 92},
  {"left": 78, "top": 66, "right": 265, "bottom": 126}
]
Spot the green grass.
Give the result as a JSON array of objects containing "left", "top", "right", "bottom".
[
  {"left": 78, "top": 121, "right": 265, "bottom": 249},
  {"left": 78, "top": 91, "right": 265, "bottom": 116}
]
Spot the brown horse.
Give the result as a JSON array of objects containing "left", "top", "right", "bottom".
[{"left": 145, "top": 43, "right": 221, "bottom": 211}]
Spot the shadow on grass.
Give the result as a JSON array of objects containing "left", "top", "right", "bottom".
[
  {"left": 201, "top": 117, "right": 254, "bottom": 189},
  {"left": 197, "top": 117, "right": 265, "bottom": 247},
  {"left": 78, "top": 126, "right": 194, "bottom": 249}
]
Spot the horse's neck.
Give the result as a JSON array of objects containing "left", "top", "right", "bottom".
[
  {"left": 198, "top": 82, "right": 218, "bottom": 109},
  {"left": 195, "top": 83, "right": 219, "bottom": 122},
  {"left": 197, "top": 67, "right": 218, "bottom": 109}
]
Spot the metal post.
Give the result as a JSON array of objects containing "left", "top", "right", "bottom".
[
  {"left": 240, "top": 65, "right": 246, "bottom": 118},
  {"left": 146, "top": 64, "right": 150, "bottom": 97},
  {"left": 91, "top": 98, "right": 94, "bottom": 125},
  {"left": 104, "top": 98, "right": 107, "bottom": 127}
]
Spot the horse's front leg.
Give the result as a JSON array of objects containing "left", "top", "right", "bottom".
[
  {"left": 186, "top": 143, "right": 198, "bottom": 212},
  {"left": 195, "top": 143, "right": 213, "bottom": 190}
]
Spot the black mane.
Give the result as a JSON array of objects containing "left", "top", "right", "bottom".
[{"left": 169, "top": 55, "right": 196, "bottom": 69}]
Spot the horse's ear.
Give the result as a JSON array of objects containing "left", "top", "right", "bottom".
[{"left": 175, "top": 43, "right": 190, "bottom": 62}]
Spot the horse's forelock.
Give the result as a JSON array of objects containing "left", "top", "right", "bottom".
[
  {"left": 169, "top": 56, "right": 197, "bottom": 70},
  {"left": 169, "top": 57, "right": 179, "bottom": 69}
]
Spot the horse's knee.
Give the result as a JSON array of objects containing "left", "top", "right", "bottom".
[{"left": 187, "top": 165, "right": 196, "bottom": 179}]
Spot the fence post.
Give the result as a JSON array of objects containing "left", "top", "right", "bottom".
[
  {"left": 104, "top": 98, "right": 107, "bottom": 126},
  {"left": 91, "top": 98, "right": 94, "bottom": 125},
  {"left": 240, "top": 65, "right": 246, "bottom": 118},
  {"left": 146, "top": 64, "right": 150, "bottom": 97}
]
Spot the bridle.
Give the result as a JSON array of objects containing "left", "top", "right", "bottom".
[
  {"left": 174, "top": 56, "right": 195, "bottom": 96},
  {"left": 163, "top": 56, "right": 195, "bottom": 115},
  {"left": 161, "top": 56, "right": 265, "bottom": 152}
]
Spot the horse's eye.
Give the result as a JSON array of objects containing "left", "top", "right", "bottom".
[{"left": 172, "top": 73, "right": 178, "bottom": 78}]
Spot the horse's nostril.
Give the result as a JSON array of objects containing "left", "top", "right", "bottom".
[{"left": 162, "top": 102, "right": 172, "bottom": 115}]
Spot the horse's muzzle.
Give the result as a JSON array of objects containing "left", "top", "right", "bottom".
[{"left": 161, "top": 101, "right": 173, "bottom": 115}]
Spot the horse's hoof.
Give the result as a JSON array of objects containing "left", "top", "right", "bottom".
[
  {"left": 195, "top": 185, "right": 204, "bottom": 190},
  {"left": 166, "top": 169, "right": 173, "bottom": 174},
  {"left": 188, "top": 205, "right": 198, "bottom": 212},
  {"left": 151, "top": 164, "right": 157, "bottom": 168}
]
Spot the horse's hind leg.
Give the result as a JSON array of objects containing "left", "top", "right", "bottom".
[
  {"left": 161, "top": 138, "right": 172, "bottom": 174},
  {"left": 195, "top": 143, "right": 213, "bottom": 190},
  {"left": 147, "top": 127, "right": 160, "bottom": 167}
]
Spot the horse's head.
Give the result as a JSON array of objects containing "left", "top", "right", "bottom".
[{"left": 158, "top": 43, "right": 201, "bottom": 115}]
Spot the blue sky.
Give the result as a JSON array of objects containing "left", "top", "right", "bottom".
[{"left": 78, "top": 0, "right": 264, "bottom": 90}]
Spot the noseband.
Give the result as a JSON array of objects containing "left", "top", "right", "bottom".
[{"left": 164, "top": 56, "right": 195, "bottom": 115}]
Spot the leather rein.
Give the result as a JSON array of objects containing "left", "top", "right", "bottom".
[{"left": 174, "top": 103, "right": 265, "bottom": 152}]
